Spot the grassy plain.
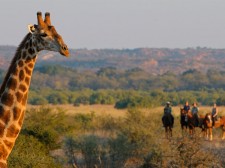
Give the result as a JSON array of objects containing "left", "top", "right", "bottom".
[
  {"left": 19, "top": 104, "right": 225, "bottom": 167},
  {"left": 27, "top": 104, "right": 225, "bottom": 117}
]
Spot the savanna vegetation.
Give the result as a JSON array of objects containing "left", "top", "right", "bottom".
[
  {"left": 0, "top": 66, "right": 221, "bottom": 107},
  {"left": 19, "top": 65, "right": 225, "bottom": 107},
  {"left": 1, "top": 47, "right": 225, "bottom": 167},
  {"left": 8, "top": 106, "right": 225, "bottom": 168}
]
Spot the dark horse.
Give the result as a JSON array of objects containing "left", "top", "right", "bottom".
[
  {"left": 187, "top": 111, "right": 205, "bottom": 137},
  {"left": 180, "top": 108, "right": 188, "bottom": 134},
  {"left": 162, "top": 114, "right": 173, "bottom": 139}
]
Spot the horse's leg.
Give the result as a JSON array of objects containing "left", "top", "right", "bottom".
[
  {"left": 181, "top": 125, "right": 184, "bottom": 136},
  {"left": 203, "top": 128, "right": 207, "bottom": 140},
  {"left": 165, "top": 127, "right": 168, "bottom": 139},
  {"left": 204, "top": 128, "right": 208, "bottom": 140},
  {"left": 191, "top": 127, "right": 195, "bottom": 138},
  {"left": 221, "top": 127, "right": 225, "bottom": 140},
  {"left": 199, "top": 128, "right": 203, "bottom": 138},
  {"left": 209, "top": 128, "right": 213, "bottom": 141},
  {"left": 189, "top": 128, "right": 193, "bottom": 137},
  {"left": 170, "top": 127, "right": 172, "bottom": 138}
]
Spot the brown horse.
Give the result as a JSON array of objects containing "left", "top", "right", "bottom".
[
  {"left": 180, "top": 108, "right": 188, "bottom": 134},
  {"left": 204, "top": 113, "right": 213, "bottom": 141},
  {"left": 187, "top": 111, "right": 205, "bottom": 137},
  {"left": 204, "top": 114, "right": 225, "bottom": 141},
  {"left": 162, "top": 114, "right": 173, "bottom": 139}
]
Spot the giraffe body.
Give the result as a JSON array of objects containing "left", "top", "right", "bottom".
[{"left": 0, "top": 12, "right": 69, "bottom": 167}]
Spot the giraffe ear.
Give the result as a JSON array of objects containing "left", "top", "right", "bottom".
[{"left": 28, "top": 24, "right": 36, "bottom": 34}]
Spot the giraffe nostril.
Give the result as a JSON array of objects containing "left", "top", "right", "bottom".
[{"left": 62, "top": 45, "right": 68, "bottom": 51}]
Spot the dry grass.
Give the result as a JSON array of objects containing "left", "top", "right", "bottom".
[
  {"left": 27, "top": 104, "right": 225, "bottom": 118},
  {"left": 26, "top": 104, "right": 225, "bottom": 167},
  {"left": 27, "top": 104, "right": 127, "bottom": 118}
]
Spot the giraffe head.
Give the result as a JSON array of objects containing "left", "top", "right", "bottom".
[{"left": 28, "top": 12, "right": 69, "bottom": 56}]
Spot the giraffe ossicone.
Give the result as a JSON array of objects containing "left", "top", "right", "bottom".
[{"left": 0, "top": 12, "right": 69, "bottom": 167}]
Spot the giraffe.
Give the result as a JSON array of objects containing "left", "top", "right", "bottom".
[{"left": 0, "top": 12, "right": 69, "bottom": 167}]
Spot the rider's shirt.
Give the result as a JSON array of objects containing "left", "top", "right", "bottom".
[
  {"left": 183, "top": 105, "right": 190, "bottom": 112},
  {"left": 164, "top": 106, "right": 172, "bottom": 115},
  {"left": 191, "top": 107, "right": 198, "bottom": 115},
  {"left": 212, "top": 107, "right": 217, "bottom": 117}
]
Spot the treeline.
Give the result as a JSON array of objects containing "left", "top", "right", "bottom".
[
  {"left": 1, "top": 65, "right": 225, "bottom": 106},
  {"left": 28, "top": 88, "right": 225, "bottom": 108},
  {"left": 29, "top": 65, "right": 225, "bottom": 91}
]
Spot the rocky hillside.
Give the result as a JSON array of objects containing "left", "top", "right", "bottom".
[{"left": 1, "top": 46, "right": 225, "bottom": 74}]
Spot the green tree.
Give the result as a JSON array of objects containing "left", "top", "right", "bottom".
[{"left": 9, "top": 135, "right": 60, "bottom": 168}]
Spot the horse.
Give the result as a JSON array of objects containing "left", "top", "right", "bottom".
[
  {"left": 204, "top": 114, "right": 225, "bottom": 141},
  {"left": 187, "top": 111, "right": 205, "bottom": 137},
  {"left": 162, "top": 114, "right": 173, "bottom": 139},
  {"left": 204, "top": 113, "right": 213, "bottom": 141},
  {"left": 180, "top": 108, "right": 188, "bottom": 134}
]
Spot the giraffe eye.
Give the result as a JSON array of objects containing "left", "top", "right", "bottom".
[{"left": 40, "top": 33, "right": 48, "bottom": 37}]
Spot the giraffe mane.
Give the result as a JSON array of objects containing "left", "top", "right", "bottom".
[{"left": 0, "top": 33, "right": 32, "bottom": 97}]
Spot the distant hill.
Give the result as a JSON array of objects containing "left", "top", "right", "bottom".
[{"left": 1, "top": 46, "right": 225, "bottom": 74}]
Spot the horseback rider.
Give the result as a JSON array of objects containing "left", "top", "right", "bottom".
[
  {"left": 212, "top": 103, "right": 218, "bottom": 127},
  {"left": 162, "top": 102, "right": 174, "bottom": 127},
  {"left": 183, "top": 101, "right": 190, "bottom": 113},
  {"left": 191, "top": 102, "right": 199, "bottom": 126}
]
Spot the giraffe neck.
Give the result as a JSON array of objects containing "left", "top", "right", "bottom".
[{"left": 0, "top": 33, "right": 39, "bottom": 164}]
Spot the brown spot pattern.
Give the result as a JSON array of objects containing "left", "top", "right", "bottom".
[
  {"left": 0, "top": 106, "right": 10, "bottom": 126},
  {"left": 0, "top": 162, "right": 7, "bottom": 168},
  {"left": 17, "top": 53, "right": 22, "bottom": 60},
  {"left": 18, "top": 60, "right": 24, "bottom": 67},
  {"left": 15, "top": 67, "right": 19, "bottom": 76},
  {"left": 25, "top": 42, "right": 29, "bottom": 49},
  {"left": 25, "top": 77, "right": 30, "bottom": 85},
  {"left": 0, "top": 106, "right": 4, "bottom": 113},
  {"left": 18, "top": 111, "right": 24, "bottom": 126},
  {"left": 28, "top": 63, "right": 34, "bottom": 68},
  {"left": 29, "top": 40, "right": 32, "bottom": 48},
  {"left": 0, "top": 110, "right": 11, "bottom": 125},
  {"left": 16, "top": 91, "right": 23, "bottom": 103},
  {"left": 22, "top": 51, "right": 27, "bottom": 59},
  {"left": 3, "top": 140, "right": 14, "bottom": 150},
  {"left": 0, "top": 122, "right": 5, "bottom": 138},
  {"left": 0, "top": 144, "right": 8, "bottom": 160},
  {"left": 1, "top": 92, "right": 14, "bottom": 107},
  {"left": 19, "top": 84, "right": 27, "bottom": 92},
  {"left": 13, "top": 107, "right": 21, "bottom": 121},
  {"left": 28, "top": 48, "right": 35, "bottom": 55},
  {"left": 33, "top": 41, "right": 37, "bottom": 47},
  {"left": 7, "top": 77, "right": 17, "bottom": 91},
  {"left": 25, "top": 57, "right": 33, "bottom": 64},
  {"left": 25, "top": 67, "right": 32, "bottom": 76},
  {"left": 6, "top": 124, "right": 19, "bottom": 138},
  {"left": 22, "top": 93, "right": 28, "bottom": 106},
  {"left": 19, "top": 70, "right": 25, "bottom": 81}
]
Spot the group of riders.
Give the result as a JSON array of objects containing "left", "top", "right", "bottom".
[{"left": 162, "top": 101, "right": 219, "bottom": 128}]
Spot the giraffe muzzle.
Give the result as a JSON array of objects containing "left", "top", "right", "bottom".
[{"left": 60, "top": 44, "right": 70, "bottom": 57}]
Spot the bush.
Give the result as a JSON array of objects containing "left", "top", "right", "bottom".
[
  {"left": 22, "top": 107, "right": 68, "bottom": 149},
  {"left": 9, "top": 135, "right": 60, "bottom": 168}
]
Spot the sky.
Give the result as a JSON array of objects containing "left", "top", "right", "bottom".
[{"left": 1, "top": 0, "right": 225, "bottom": 49}]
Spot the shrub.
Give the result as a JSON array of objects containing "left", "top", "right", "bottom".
[
  {"left": 9, "top": 135, "right": 60, "bottom": 168},
  {"left": 22, "top": 107, "right": 68, "bottom": 149}
]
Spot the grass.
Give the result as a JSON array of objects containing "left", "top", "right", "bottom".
[
  {"left": 27, "top": 104, "right": 127, "bottom": 118},
  {"left": 27, "top": 104, "right": 225, "bottom": 117},
  {"left": 23, "top": 104, "right": 225, "bottom": 167}
]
